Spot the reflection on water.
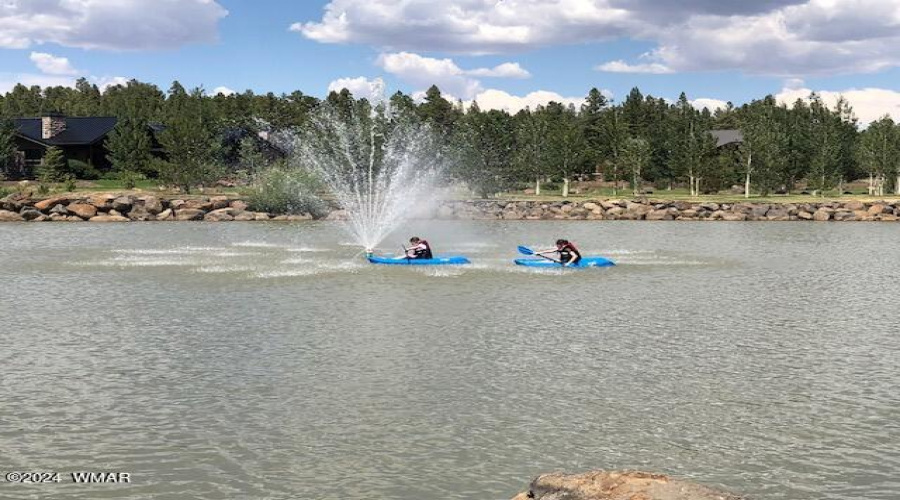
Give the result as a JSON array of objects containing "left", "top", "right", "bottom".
[{"left": 1, "top": 221, "right": 899, "bottom": 500}]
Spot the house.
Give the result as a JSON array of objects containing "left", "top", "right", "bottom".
[
  {"left": 710, "top": 129, "right": 744, "bottom": 148},
  {"left": 9, "top": 113, "right": 119, "bottom": 179}
]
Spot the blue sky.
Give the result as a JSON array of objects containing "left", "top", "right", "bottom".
[{"left": 2, "top": 0, "right": 900, "bottom": 122}]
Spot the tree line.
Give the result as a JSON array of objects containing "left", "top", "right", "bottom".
[{"left": 1, "top": 77, "right": 899, "bottom": 197}]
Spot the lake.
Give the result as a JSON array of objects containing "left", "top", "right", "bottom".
[{"left": 1, "top": 221, "right": 898, "bottom": 499}]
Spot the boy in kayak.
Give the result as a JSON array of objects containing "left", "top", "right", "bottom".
[
  {"left": 535, "top": 239, "right": 582, "bottom": 266},
  {"left": 406, "top": 237, "right": 434, "bottom": 260}
]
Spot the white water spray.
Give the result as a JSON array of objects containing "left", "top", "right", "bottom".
[{"left": 276, "top": 94, "right": 445, "bottom": 251}]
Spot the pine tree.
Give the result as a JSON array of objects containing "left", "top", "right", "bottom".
[
  {"left": 37, "top": 146, "right": 67, "bottom": 183},
  {"left": 155, "top": 88, "right": 221, "bottom": 193},
  {"left": 106, "top": 117, "right": 153, "bottom": 175},
  {"left": 621, "top": 137, "right": 651, "bottom": 196},
  {"left": 0, "top": 118, "right": 16, "bottom": 178}
]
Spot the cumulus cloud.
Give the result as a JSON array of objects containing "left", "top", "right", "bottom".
[
  {"left": 212, "top": 86, "right": 236, "bottom": 96},
  {"left": 690, "top": 98, "right": 728, "bottom": 112},
  {"left": 596, "top": 60, "right": 672, "bottom": 74},
  {"left": 295, "top": 0, "right": 900, "bottom": 76},
  {"left": 0, "top": 0, "right": 227, "bottom": 50},
  {"left": 376, "top": 52, "right": 530, "bottom": 99},
  {"left": 465, "top": 62, "right": 531, "bottom": 79},
  {"left": 29, "top": 52, "right": 78, "bottom": 75},
  {"left": 327, "top": 77, "right": 386, "bottom": 101},
  {"left": 775, "top": 86, "right": 900, "bottom": 126},
  {"left": 469, "top": 89, "right": 588, "bottom": 114}
]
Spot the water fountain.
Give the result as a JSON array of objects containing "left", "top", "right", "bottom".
[{"left": 277, "top": 89, "right": 446, "bottom": 254}]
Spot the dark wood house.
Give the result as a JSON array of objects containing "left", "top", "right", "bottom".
[{"left": 10, "top": 113, "right": 118, "bottom": 178}]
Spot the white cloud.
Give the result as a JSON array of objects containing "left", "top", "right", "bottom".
[
  {"left": 376, "top": 52, "right": 529, "bottom": 99},
  {"left": 29, "top": 52, "right": 78, "bottom": 75},
  {"left": 470, "top": 89, "right": 586, "bottom": 114},
  {"left": 94, "top": 76, "right": 131, "bottom": 90},
  {"left": 465, "top": 62, "right": 530, "bottom": 79},
  {"left": 596, "top": 60, "right": 673, "bottom": 74},
  {"left": 377, "top": 52, "right": 480, "bottom": 99},
  {"left": 0, "top": 0, "right": 227, "bottom": 51},
  {"left": 213, "top": 86, "right": 236, "bottom": 96},
  {"left": 296, "top": 0, "right": 900, "bottom": 76},
  {"left": 327, "top": 77, "right": 386, "bottom": 101},
  {"left": 775, "top": 86, "right": 900, "bottom": 126},
  {"left": 690, "top": 98, "right": 728, "bottom": 112}
]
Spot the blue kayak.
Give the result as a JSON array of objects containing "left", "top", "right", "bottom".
[
  {"left": 514, "top": 256, "right": 615, "bottom": 268},
  {"left": 367, "top": 255, "right": 471, "bottom": 266}
]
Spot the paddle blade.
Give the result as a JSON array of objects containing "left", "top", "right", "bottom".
[{"left": 517, "top": 245, "right": 535, "bottom": 255}]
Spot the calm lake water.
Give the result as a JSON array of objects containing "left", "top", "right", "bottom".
[{"left": 1, "top": 221, "right": 898, "bottom": 500}]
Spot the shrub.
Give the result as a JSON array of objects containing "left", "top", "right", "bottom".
[
  {"left": 67, "top": 160, "right": 102, "bottom": 180},
  {"left": 245, "top": 164, "right": 326, "bottom": 216},
  {"left": 62, "top": 175, "right": 77, "bottom": 193},
  {"left": 117, "top": 170, "right": 145, "bottom": 190}
]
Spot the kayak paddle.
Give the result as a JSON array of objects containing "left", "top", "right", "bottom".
[{"left": 517, "top": 245, "right": 560, "bottom": 263}]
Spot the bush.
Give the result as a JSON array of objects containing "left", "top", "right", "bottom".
[
  {"left": 62, "top": 175, "right": 77, "bottom": 193},
  {"left": 67, "top": 160, "right": 102, "bottom": 180},
  {"left": 245, "top": 164, "right": 326, "bottom": 216},
  {"left": 117, "top": 170, "right": 146, "bottom": 190},
  {"left": 0, "top": 186, "right": 13, "bottom": 199}
]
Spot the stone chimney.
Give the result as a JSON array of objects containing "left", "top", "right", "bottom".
[{"left": 41, "top": 112, "right": 66, "bottom": 140}]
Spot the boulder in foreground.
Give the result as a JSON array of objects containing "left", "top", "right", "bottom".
[{"left": 511, "top": 470, "right": 744, "bottom": 500}]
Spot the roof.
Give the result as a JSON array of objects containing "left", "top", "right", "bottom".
[
  {"left": 710, "top": 129, "right": 744, "bottom": 147},
  {"left": 14, "top": 116, "right": 118, "bottom": 146}
]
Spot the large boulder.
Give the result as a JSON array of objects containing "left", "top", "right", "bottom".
[
  {"left": 230, "top": 200, "right": 249, "bottom": 212},
  {"left": 49, "top": 204, "right": 69, "bottom": 215},
  {"left": 156, "top": 208, "right": 174, "bottom": 221},
  {"left": 111, "top": 196, "right": 134, "bottom": 213},
  {"left": 868, "top": 204, "right": 889, "bottom": 215},
  {"left": 67, "top": 203, "right": 98, "bottom": 219},
  {"left": 20, "top": 209, "right": 44, "bottom": 221},
  {"left": 137, "top": 195, "right": 164, "bottom": 214},
  {"left": 210, "top": 196, "right": 230, "bottom": 210},
  {"left": 204, "top": 208, "right": 235, "bottom": 221},
  {"left": 88, "top": 194, "right": 116, "bottom": 210},
  {"left": 844, "top": 200, "right": 865, "bottom": 211},
  {"left": 183, "top": 198, "right": 212, "bottom": 211},
  {"left": 511, "top": 470, "right": 744, "bottom": 500},
  {"left": 813, "top": 209, "right": 832, "bottom": 221},
  {"left": 766, "top": 208, "right": 790, "bottom": 221},
  {"left": 646, "top": 209, "right": 673, "bottom": 221},
  {"left": 174, "top": 208, "right": 205, "bottom": 221},
  {"left": 127, "top": 205, "right": 155, "bottom": 221},
  {"left": 34, "top": 196, "right": 71, "bottom": 211},
  {"left": 233, "top": 211, "right": 256, "bottom": 221},
  {"left": 722, "top": 213, "right": 748, "bottom": 221},
  {"left": 0, "top": 210, "right": 25, "bottom": 221}
]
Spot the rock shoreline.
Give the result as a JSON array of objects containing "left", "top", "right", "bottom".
[
  {"left": 2, "top": 193, "right": 899, "bottom": 222},
  {"left": 512, "top": 470, "right": 744, "bottom": 500}
]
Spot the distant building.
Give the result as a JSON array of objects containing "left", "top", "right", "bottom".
[
  {"left": 7, "top": 113, "right": 160, "bottom": 180},
  {"left": 710, "top": 129, "right": 744, "bottom": 148}
]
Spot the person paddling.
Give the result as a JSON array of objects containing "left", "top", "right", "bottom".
[
  {"left": 535, "top": 239, "right": 582, "bottom": 267},
  {"left": 406, "top": 237, "right": 433, "bottom": 260}
]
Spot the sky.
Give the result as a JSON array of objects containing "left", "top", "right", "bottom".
[{"left": 2, "top": 0, "right": 900, "bottom": 123}]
